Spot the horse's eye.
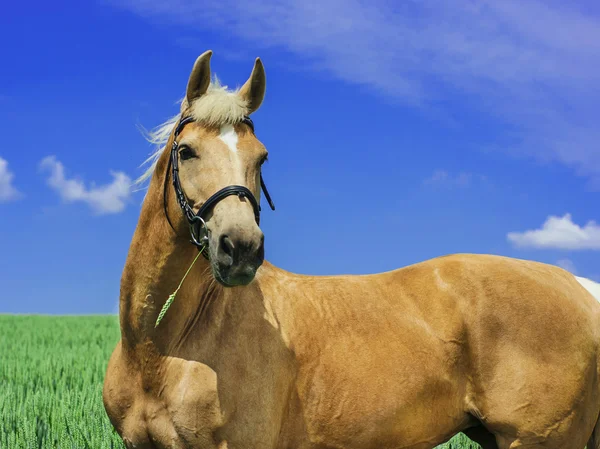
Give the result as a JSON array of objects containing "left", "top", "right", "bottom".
[
  {"left": 259, "top": 154, "right": 269, "bottom": 166},
  {"left": 179, "top": 146, "right": 196, "bottom": 161}
]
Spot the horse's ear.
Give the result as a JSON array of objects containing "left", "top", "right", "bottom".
[
  {"left": 186, "top": 50, "right": 213, "bottom": 105},
  {"left": 239, "top": 58, "right": 266, "bottom": 114}
]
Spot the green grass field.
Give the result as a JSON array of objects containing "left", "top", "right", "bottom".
[{"left": 0, "top": 315, "right": 479, "bottom": 448}]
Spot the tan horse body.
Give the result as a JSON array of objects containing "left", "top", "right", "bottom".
[{"left": 103, "top": 51, "right": 600, "bottom": 449}]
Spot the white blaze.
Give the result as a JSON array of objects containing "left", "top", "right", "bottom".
[
  {"left": 219, "top": 124, "right": 239, "bottom": 153},
  {"left": 218, "top": 124, "right": 244, "bottom": 183},
  {"left": 575, "top": 276, "right": 600, "bottom": 302}
]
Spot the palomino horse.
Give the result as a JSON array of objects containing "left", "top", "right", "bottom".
[{"left": 103, "top": 50, "right": 600, "bottom": 449}]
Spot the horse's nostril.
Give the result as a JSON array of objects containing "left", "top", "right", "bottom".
[{"left": 220, "top": 235, "right": 235, "bottom": 259}]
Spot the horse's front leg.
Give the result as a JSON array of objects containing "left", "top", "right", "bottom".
[{"left": 143, "top": 357, "right": 228, "bottom": 449}]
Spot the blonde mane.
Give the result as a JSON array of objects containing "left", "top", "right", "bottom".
[{"left": 136, "top": 76, "right": 248, "bottom": 186}]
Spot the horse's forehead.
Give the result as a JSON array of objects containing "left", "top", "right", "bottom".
[{"left": 182, "top": 123, "right": 262, "bottom": 155}]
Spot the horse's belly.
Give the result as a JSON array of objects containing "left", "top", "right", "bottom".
[{"left": 295, "top": 336, "right": 467, "bottom": 449}]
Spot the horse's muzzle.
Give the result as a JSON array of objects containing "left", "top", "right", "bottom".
[{"left": 212, "top": 230, "right": 265, "bottom": 286}]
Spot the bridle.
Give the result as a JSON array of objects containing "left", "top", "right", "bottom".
[{"left": 163, "top": 115, "right": 275, "bottom": 257}]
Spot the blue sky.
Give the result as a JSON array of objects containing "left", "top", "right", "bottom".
[{"left": 1, "top": 0, "right": 599, "bottom": 314}]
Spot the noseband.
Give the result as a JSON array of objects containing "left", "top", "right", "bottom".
[{"left": 163, "top": 115, "right": 275, "bottom": 256}]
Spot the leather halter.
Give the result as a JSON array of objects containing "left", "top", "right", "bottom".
[{"left": 163, "top": 116, "right": 275, "bottom": 256}]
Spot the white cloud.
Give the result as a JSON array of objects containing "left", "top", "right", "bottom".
[
  {"left": 555, "top": 258, "right": 578, "bottom": 274},
  {"left": 39, "top": 156, "right": 132, "bottom": 215},
  {"left": 111, "top": 0, "right": 600, "bottom": 188},
  {"left": 423, "top": 169, "right": 486, "bottom": 188},
  {"left": 507, "top": 214, "right": 600, "bottom": 250},
  {"left": 0, "top": 157, "right": 22, "bottom": 202}
]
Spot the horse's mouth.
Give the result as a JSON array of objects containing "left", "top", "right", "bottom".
[{"left": 212, "top": 262, "right": 259, "bottom": 287}]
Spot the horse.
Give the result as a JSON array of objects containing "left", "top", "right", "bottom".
[{"left": 103, "top": 50, "right": 600, "bottom": 449}]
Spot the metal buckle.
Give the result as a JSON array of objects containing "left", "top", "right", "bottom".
[{"left": 189, "top": 215, "right": 209, "bottom": 248}]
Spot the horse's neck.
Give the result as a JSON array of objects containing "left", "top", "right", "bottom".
[
  {"left": 120, "top": 219, "right": 274, "bottom": 364},
  {"left": 118, "top": 186, "right": 224, "bottom": 356},
  {"left": 119, "top": 174, "right": 289, "bottom": 364}
]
